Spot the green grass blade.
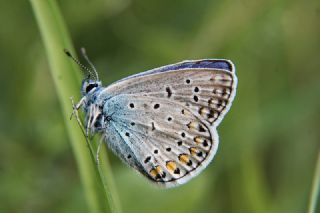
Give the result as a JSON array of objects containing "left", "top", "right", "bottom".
[
  {"left": 29, "top": 1, "right": 121, "bottom": 212},
  {"left": 308, "top": 152, "right": 320, "bottom": 213}
]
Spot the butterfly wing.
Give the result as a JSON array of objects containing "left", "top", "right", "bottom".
[
  {"left": 103, "top": 59, "right": 237, "bottom": 127},
  {"left": 104, "top": 94, "right": 218, "bottom": 187},
  {"left": 116, "top": 59, "right": 234, "bottom": 84},
  {"left": 100, "top": 59, "right": 237, "bottom": 187}
]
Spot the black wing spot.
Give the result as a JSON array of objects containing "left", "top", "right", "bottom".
[
  {"left": 194, "top": 96, "right": 199, "bottom": 102},
  {"left": 127, "top": 154, "right": 132, "bottom": 159},
  {"left": 144, "top": 156, "right": 151, "bottom": 164},
  {"left": 186, "top": 79, "right": 191, "bottom": 84},
  {"left": 154, "top": 104, "right": 160, "bottom": 109},
  {"left": 203, "top": 140, "right": 208, "bottom": 147},
  {"left": 151, "top": 122, "right": 155, "bottom": 131},
  {"left": 131, "top": 122, "right": 135, "bottom": 126},
  {"left": 174, "top": 168, "right": 180, "bottom": 174},
  {"left": 106, "top": 115, "right": 112, "bottom": 122},
  {"left": 129, "top": 103, "right": 134, "bottom": 108},
  {"left": 125, "top": 132, "right": 130, "bottom": 137},
  {"left": 181, "top": 132, "right": 186, "bottom": 138},
  {"left": 162, "top": 172, "right": 166, "bottom": 178},
  {"left": 194, "top": 87, "right": 199, "bottom": 92},
  {"left": 154, "top": 150, "right": 158, "bottom": 154},
  {"left": 199, "top": 125, "right": 206, "bottom": 132},
  {"left": 165, "top": 87, "right": 172, "bottom": 98},
  {"left": 166, "top": 147, "right": 171, "bottom": 152},
  {"left": 167, "top": 117, "right": 172, "bottom": 121},
  {"left": 177, "top": 141, "right": 183, "bottom": 146}
]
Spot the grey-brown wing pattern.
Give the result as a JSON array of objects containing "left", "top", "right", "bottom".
[
  {"left": 103, "top": 94, "right": 218, "bottom": 187},
  {"left": 98, "top": 60, "right": 237, "bottom": 187},
  {"left": 102, "top": 61, "right": 237, "bottom": 127}
]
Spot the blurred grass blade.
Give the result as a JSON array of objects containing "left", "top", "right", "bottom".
[
  {"left": 29, "top": 0, "right": 121, "bottom": 212},
  {"left": 308, "top": 152, "right": 320, "bottom": 213}
]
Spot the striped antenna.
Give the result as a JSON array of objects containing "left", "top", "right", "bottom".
[
  {"left": 80, "top": 47, "right": 99, "bottom": 81},
  {"left": 64, "top": 49, "right": 95, "bottom": 80}
]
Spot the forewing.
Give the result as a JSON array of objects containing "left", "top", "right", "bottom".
[
  {"left": 117, "top": 59, "right": 233, "bottom": 83},
  {"left": 101, "top": 59, "right": 237, "bottom": 127}
]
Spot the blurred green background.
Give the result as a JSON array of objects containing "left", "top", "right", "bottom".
[{"left": 0, "top": 0, "right": 319, "bottom": 212}]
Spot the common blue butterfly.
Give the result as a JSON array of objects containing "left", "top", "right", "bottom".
[{"left": 66, "top": 48, "right": 237, "bottom": 188}]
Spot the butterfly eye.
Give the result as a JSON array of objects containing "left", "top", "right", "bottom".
[{"left": 85, "top": 83, "right": 98, "bottom": 93}]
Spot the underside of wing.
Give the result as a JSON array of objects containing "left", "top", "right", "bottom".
[
  {"left": 103, "top": 95, "right": 219, "bottom": 187},
  {"left": 101, "top": 59, "right": 237, "bottom": 127},
  {"left": 117, "top": 59, "right": 234, "bottom": 82},
  {"left": 99, "top": 59, "right": 237, "bottom": 187}
]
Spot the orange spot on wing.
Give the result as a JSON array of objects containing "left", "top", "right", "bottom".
[
  {"left": 194, "top": 136, "right": 204, "bottom": 144},
  {"left": 189, "top": 147, "right": 198, "bottom": 156},
  {"left": 155, "top": 165, "right": 162, "bottom": 173},
  {"left": 179, "top": 154, "right": 189, "bottom": 164},
  {"left": 187, "top": 121, "right": 198, "bottom": 129},
  {"left": 149, "top": 169, "right": 158, "bottom": 178},
  {"left": 166, "top": 161, "right": 177, "bottom": 172}
]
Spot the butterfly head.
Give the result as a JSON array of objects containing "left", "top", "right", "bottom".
[
  {"left": 81, "top": 79, "right": 102, "bottom": 96},
  {"left": 64, "top": 48, "right": 101, "bottom": 97}
]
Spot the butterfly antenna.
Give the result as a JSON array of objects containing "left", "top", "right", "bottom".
[
  {"left": 64, "top": 49, "right": 95, "bottom": 80},
  {"left": 80, "top": 47, "right": 99, "bottom": 81}
]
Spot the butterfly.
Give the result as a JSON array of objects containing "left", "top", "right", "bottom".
[{"left": 66, "top": 48, "right": 237, "bottom": 188}]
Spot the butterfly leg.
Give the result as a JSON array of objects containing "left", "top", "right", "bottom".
[
  {"left": 95, "top": 136, "right": 104, "bottom": 165},
  {"left": 86, "top": 105, "right": 95, "bottom": 138},
  {"left": 70, "top": 97, "right": 99, "bottom": 163},
  {"left": 70, "top": 96, "right": 85, "bottom": 119},
  {"left": 70, "top": 98, "right": 95, "bottom": 138},
  {"left": 86, "top": 104, "right": 101, "bottom": 139},
  {"left": 70, "top": 96, "right": 86, "bottom": 135}
]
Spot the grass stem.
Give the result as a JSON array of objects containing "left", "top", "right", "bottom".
[{"left": 29, "top": 1, "right": 122, "bottom": 212}]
